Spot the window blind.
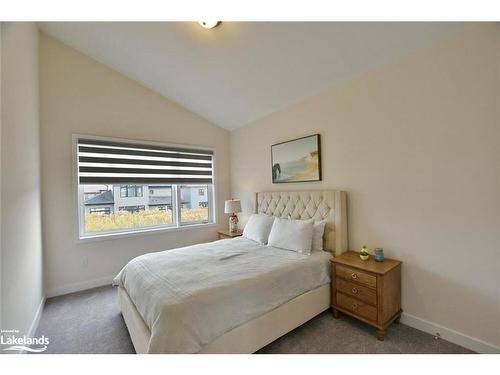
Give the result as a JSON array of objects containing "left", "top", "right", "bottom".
[{"left": 77, "top": 138, "right": 214, "bottom": 185}]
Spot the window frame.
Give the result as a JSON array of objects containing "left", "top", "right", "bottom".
[{"left": 73, "top": 134, "right": 217, "bottom": 242}]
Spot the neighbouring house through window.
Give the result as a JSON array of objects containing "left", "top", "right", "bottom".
[
  {"left": 89, "top": 207, "right": 111, "bottom": 215},
  {"left": 120, "top": 185, "right": 143, "bottom": 198},
  {"left": 118, "top": 205, "right": 146, "bottom": 213}
]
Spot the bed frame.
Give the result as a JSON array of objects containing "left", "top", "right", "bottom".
[{"left": 118, "top": 190, "right": 348, "bottom": 353}]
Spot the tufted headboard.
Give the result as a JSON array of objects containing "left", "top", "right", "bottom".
[{"left": 255, "top": 190, "right": 348, "bottom": 256}]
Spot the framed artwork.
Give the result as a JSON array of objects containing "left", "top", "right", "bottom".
[{"left": 271, "top": 134, "right": 321, "bottom": 183}]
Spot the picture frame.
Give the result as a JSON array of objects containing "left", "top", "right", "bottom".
[{"left": 271, "top": 134, "right": 322, "bottom": 183}]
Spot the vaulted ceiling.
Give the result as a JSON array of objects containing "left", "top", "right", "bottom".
[{"left": 38, "top": 22, "right": 471, "bottom": 130}]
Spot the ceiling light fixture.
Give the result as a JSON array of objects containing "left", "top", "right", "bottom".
[{"left": 198, "top": 21, "right": 221, "bottom": 29}]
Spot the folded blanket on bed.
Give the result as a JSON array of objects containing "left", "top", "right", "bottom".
[{"left": 113, "top": 236, "right": 331, "bottom": 353}]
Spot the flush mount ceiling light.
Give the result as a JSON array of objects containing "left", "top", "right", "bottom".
[{"left": 198, "top": 21, "right": 221, "bottom": 29}]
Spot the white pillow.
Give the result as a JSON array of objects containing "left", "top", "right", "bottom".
[
  {"left": 267, "top": 217, "right": 314, "bottom": 255},
  {"left": 242, "top": 214, "right": 276, "bottom": 244},
  {"left": 286, "top": 217, "right": 327, "bottom": 252},
  {"left": 312, "top": 220, "right": 327, "bottom": 252}
]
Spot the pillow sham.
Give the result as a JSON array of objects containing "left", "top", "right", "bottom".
[
  {"left": 242, "top": 214, "right": 276, "bottom": 244},
  {"left": 311, "top": 220, "right": 327, "bottom": 252},
  {"left": 267, "top": 217, "right": 314, "bottom": 255}
]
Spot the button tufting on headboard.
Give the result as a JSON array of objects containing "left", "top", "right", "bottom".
[{"left": 255, "top": 190, "right": 348, "bottom": 256}]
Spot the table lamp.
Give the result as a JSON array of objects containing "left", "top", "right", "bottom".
[{"left": 224, "top": 199, "right": 242, "bottom": 232}]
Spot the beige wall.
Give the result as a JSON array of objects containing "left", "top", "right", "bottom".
[
  {"left": 39, "top": 33, "right": 231, "bottom": 296},
  {"left": 0, "top": 23, "right": 44, "bottom": 335},
  {"left": 231, "top": 24, "right": 500, "bottom": 349}
]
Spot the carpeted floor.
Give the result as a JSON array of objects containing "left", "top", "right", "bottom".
[{"left": 35, "top": 285, "right": 474, "bottom": 354}]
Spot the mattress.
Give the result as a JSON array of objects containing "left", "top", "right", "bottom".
[{"left": 113, "top": 236, "right": 332, "bottom": 353}]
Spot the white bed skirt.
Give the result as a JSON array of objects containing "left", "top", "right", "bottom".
[{"left": 118, "top": 284, "right": 331, "bottom": 354}]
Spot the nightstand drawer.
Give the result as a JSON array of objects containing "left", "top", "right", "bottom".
[
  {"left": 336, "top": 278, "right": 377, "bottom": 305},
  {"left": 336, "top": 265, "right": 376, "bottom": 289},
  {"left": 337, "top": 292, "right": 377, "bottom": 322}
]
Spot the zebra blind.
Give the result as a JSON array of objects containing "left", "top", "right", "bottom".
[{"left": 77, "top": 138, "right": 214, "bottom": 185}]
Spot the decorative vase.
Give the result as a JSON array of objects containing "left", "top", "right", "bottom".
[
  {"left": 360, "top": 254, "right": 369, "bottom": 261},
  {"left": 374, "top": 248, "right": 385, "bottom": 262},
  {"left": 229, "top": 214, "right": 239, "bottom": 232}
]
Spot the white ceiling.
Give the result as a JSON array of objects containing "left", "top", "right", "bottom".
[{"left": 38, "top": 22, "right": 471, "bottom": 130}]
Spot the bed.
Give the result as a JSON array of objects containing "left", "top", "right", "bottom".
[{"left": 115, "top": 190, "right": 348, "bottom": 353}]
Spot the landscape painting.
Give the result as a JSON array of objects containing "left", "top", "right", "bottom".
[{"left": 271, "top": 134, "right": 321, "bottom": 183}]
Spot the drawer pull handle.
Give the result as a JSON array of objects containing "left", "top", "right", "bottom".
[
  {"left": 352, "top": 287, "right": 358, "bottom": 294},
  {"left": 352, "top": 303, "right": 358, "bottom": 310},
  {"left": 351, "top": 273, "right": 358, "bottom": 279}
]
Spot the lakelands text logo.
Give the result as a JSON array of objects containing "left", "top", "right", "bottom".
[{"left": 1, "top": 329, "right": 49, "bottom": 353}]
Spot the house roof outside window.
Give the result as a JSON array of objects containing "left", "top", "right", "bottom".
[{"left": 83, "top": 190, "right": 114, "bottom": 206}]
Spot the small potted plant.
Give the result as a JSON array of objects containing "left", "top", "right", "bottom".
[{"left": 359, "top": 246, "right": 370, "bottom": 261}]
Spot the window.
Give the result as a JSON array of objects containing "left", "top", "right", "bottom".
[
  {"left": 76, "top": 137, "right": 215, "bottom": 239},
  {"left": 89, "top": 207, "right": 111, "bottom": 215},
  {"left": 120, "top": 185, "right": 143, "bottom": 198}
]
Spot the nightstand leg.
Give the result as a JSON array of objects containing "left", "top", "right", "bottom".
[
  {"left": 377, "top": 329, "right": 385, "bottom": 341},
  {"left": 333, "top": 308, "right": 340, "bottom": 319},
  {"left": 394, "top": 316, "right": 401, "bottom": 324}
]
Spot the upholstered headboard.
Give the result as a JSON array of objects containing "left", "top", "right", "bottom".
[{"left": 255, "top": 190, "right": 348, "bottom": 256}]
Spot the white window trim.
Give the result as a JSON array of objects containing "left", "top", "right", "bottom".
[{"left": 72, "top": 134, "right": 218, "bottom": 243}]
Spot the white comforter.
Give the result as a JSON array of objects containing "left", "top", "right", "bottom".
[{"left": 113, "top": 236, "right": 331, "bottom": 353}]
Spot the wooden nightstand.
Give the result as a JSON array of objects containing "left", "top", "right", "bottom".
[
  {"left": 217, "top": 229, "right": 243, "bottom": 240},
  {"left": 331, "top": 251, "right": 402, "bottom": 341}
]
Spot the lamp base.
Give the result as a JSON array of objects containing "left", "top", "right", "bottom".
[{"left": 229, "top": 213, "right": 239, "bottom": 232}]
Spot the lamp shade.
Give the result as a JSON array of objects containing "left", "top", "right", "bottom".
[{"left": 224, "top": 199, "right": 242, "bottom": 214}]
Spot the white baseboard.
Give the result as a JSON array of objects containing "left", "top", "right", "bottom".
[
  {"left": 27, "top": 297, "right": 45, "bottom": 338},
  {"left": 401, "top": 312, "right": 500, "bottom": 354},
  {"left": 13, "top": 297, "right": 47, "bottom": 354},
  {"left": 46, "top": 275, "right": 115, "bottom": 298}
]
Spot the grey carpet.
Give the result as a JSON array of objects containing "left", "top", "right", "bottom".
[{"left": 35, "top": 285, "right": 474, "bottom": 354}]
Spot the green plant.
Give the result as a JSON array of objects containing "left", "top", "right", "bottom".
[{"left": 360, "top": 246, "right": 369, "bottom": 256}]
